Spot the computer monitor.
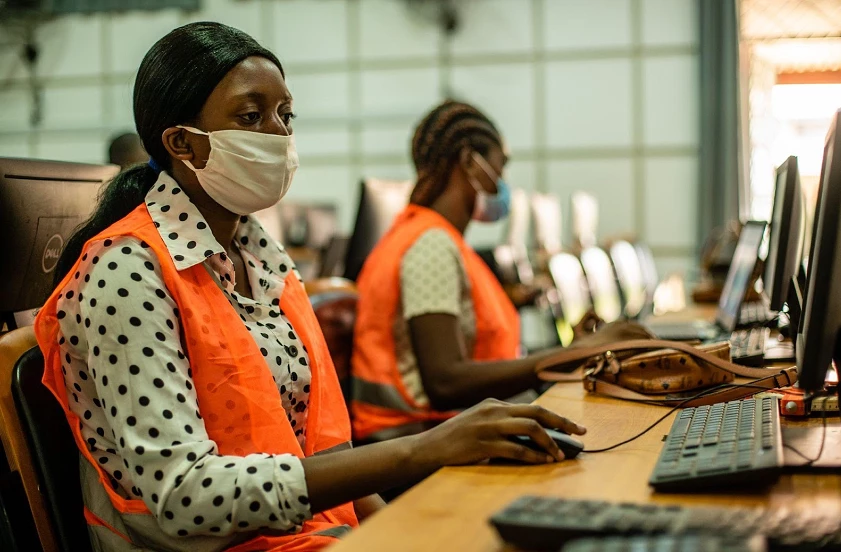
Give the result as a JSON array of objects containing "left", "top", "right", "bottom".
[
  {"left": 278, "top": 202, "right": 338, "bottom": 250},
  {"left": 531, "top": 193, "right": 562, "bottom": 255},
  {"left": 343, "top": 178, "right": 412, "bottom": 281},
  {"left": 714, "top": 220, "right": 767, "bottom": 333},
  {"left": 796, "top": 110, "right": 841, "bottom": 393},
  {"left": 763, "top": 156, "right": 804, "bottom": 311},
  {"left": 0, "top": 158, "right": 118, "bottom": 328}
]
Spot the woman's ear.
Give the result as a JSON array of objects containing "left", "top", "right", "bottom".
[
  {"left": 458, "top": 147, "right": 478, "bottom": 180},
  {"left": 161, "top": 127, "right": 195, "bottom": 162}
]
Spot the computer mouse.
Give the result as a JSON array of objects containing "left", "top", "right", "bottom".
[{"left": 509, "top": 427, "right": 585, "bottom": 460}]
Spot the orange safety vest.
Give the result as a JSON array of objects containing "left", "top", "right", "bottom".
[
  {"left": 35, "top": 205, "right": 357, "bottom": 552},
  {"left": 351, "top": 204, "right": 521, "bottom": 440}
]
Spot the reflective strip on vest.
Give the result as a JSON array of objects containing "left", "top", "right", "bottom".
[
  {"left": 311, "top": 525, "right": 352, "bottom": 539},
  {"left": 350, "top": 377, "right": 415, "bottom": 412},
  {"left": 81, "top": 456, "right": 252, "bottom": 552}
]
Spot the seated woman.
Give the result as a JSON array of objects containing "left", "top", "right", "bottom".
[
  {"left": 35, "top": 24, "right": 585, "bottom": 552},
  {"left": 352, "top": 101, "right": 649, "bottom": 442}
]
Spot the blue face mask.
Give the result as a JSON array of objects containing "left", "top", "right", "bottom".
[{"left": 469, "top": 152, "right": 511, "bottom": 222}]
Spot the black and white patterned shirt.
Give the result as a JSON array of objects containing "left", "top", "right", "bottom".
[{"left": 54, "top": 171, "right": 313, "bottom": 537}]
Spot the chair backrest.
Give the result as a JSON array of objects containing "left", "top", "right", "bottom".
[
  {"left": 571, "top": 191, "right": 599, "bottom": 250},
  {"left": 344, "top": 178, "right": 412, "bottom": 281},
  {"left": 506, "top": 187, "right": 531, "bottom": 250},
  {"left": 547, "top": 253, "right": 593, "bottom": 347},
  {"left": 610, "top": 240, "right": 647, "bottom": 318},
  {"left": 12, "top": 347, "right": 92, "bottom": 552},
  {"left": 305, "top": 278, "right": 359, "bottom": 407},
  {"left": 0, "top": 327, "right": 58, "bottom": 552},
  {"left": 579, "top": 246, "right": 623, "bottom": 323},
  {"left": 634, "top": 242, "right": 659, "bottom": 309},
  {"left": 530, "top": 193, "right": 563, "bottom": 256}
]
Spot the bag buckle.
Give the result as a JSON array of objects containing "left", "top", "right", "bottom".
[{"left": 591, "top": 350, "right": 620, "bottom": 376}]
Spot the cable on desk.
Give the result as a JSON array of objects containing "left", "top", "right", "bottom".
[
  {"left": 583, "top": 380, "right": 786, "bottom": 454},
  {"left": 783, "top": 392, "right": 830, "bottom": 466}
]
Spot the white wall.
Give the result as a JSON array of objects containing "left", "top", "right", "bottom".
[{"left": 0, "top": 0, "right": 699, "bottom": 274}]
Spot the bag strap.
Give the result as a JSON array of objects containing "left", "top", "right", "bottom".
[
  {"left": 534, "top": 338, "right": 799, "bottom": 406},
  {"left": 535, "top": 338, "right": 791, "bottom": 380},
  {"left": 582, "top": 366, "right": 798, "bottom": 407}
]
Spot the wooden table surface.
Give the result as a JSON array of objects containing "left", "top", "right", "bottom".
[{"left": 330, "top": 305, "right": 841, "bottom": 551}]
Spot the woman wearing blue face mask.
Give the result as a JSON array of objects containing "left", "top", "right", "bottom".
[{"left": 351, "top": 101, "right": 651, "bottom": 443}]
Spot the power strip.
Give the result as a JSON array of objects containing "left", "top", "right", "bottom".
[{"left": 779, "top": 387, "right": 839, "bottom": 417}]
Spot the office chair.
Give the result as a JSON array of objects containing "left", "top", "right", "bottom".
[
  {"left": 547, "top": 253, "right": 594, "bottom": 347},
  {"left": 343, "top": 178, "right": 413, "bottom": 282},
  {"left": 306, "top": 278, "right": 359, "bottom": 407},
  {"left": 610, "top": 240, "right": 647, "bottom": 319},
  {"left": 13, "top": 347, "right": 92, "bottom": 552},
  {"left": 579, "top": 247, "right": 623, "bottom": 323},
  {"left": 0, "top": 327, "right": 58, "bottom": 552}
]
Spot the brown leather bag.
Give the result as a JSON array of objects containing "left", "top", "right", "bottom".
[{"left": 536, "top": 339, "right": 798, "bottom": 407}]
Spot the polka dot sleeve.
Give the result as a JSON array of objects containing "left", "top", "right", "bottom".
[
  {"left": 400, "top": 229, "right": 465, "bottom": 319},
  {"left": 57, "top": 237, "right": 312, "bottom": 537}
]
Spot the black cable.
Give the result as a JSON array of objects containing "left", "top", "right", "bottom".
[
  {"left": 783, "top": 395, "right": 829, "bottom": 466},
  {"left": 583, "top": 380, "right": 786, "bottom": 454}
]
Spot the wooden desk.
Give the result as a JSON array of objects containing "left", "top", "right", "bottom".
[{"left": 331, "top": 381, "right": 841, "bottom": 551}]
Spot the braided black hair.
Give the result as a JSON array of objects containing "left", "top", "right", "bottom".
[{"left": 409, "top": 100, "right": 502, "bottom": 206}]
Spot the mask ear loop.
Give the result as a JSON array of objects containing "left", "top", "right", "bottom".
[
  {"left": 470, "top": 151, "right": 501, "bottom": 194},
  {"left": 176, "top": 125, "right": 210, "bottom": 172}
]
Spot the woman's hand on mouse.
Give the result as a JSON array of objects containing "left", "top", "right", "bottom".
[{"left": 408, "top": 399, "right": 586, "bottom": 469}]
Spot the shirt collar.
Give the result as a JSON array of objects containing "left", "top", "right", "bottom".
[
  {"left": 145, "top": 172, "right": 226, "bottom": 271},
  {"left": 144, "top": 172, "right": 298, "bottom": 285}
]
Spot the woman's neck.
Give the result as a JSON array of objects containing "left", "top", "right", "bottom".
[{"left": 428, "top": 187, "right": 471, "bottom": 235}]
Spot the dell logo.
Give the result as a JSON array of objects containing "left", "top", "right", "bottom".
[{"left": 42, "top": 234, "right": 64, "bottom": 273}]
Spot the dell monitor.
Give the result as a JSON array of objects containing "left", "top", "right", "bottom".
[
  {"left": 797, "top": 109, "right": 841, "bottom": 393},
  {"left": 0, "top": 158, "right": 118, "bottom": 328},
  {"left": 763, "top": 156, "right": 804, "bottom": 311}
]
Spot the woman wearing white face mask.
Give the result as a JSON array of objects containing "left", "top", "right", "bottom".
[
  {"left": 351, "top": 101, "right": 651, "bottom": 445},
  {"left": 37, "top": 24, "right": 588, "bottom": 552}
]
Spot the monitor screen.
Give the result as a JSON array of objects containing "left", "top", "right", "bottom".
[
  {"left": 797, "top": 110, "right": 841, "bottom": 393},
  {"left": 715, "top": 221, "right": 767, "bottom": 332},
  {"left": 763, "top": 156, "right": 803, "bottom": 311},
  {"left": 0, "top": 158, "right": 118, "bottom": 319}
]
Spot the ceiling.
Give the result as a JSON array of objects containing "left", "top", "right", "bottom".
[
  {"left": 742, "top": 0, "right": 841, "bottom": 72},
  {"left": 742, "top": 0, "right": 841, "bottom": 40}
]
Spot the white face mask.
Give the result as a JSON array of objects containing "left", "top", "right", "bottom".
[{"left": 178, "top": 126, "right": 299, "bottom": 215}]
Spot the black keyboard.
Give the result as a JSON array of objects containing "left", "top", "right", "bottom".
[
  {"left": 649, "top": 396, "right": 782, "bottom": 492},
  {"left": 729, "top": 327, "right": 770, "bottom": 366},
  {"left": 490, "top": 496, "right": 841, "bottom": 551},
  {"left": 739, "top": 302, "right": 776, "bottom": 327},
  {"left": 563, "top": 535, "right": 766, "bottom": 552}
]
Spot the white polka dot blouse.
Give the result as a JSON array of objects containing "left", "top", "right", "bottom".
[{"left": 54, "top": 171, "right": 314, "bottom": 538}]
